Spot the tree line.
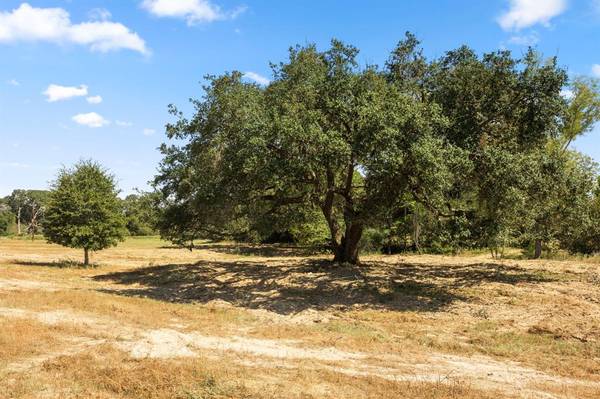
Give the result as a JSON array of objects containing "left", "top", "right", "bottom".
[
  {"left": 2, "top": 34, "right": 600, "bottom": 265},
  {"left": 0, "top": 186, "right": 159, "bottom": 239}
]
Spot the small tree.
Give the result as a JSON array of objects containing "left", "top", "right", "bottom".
[{"left": 43, "top": 160, "right": 126, "bottom": 266}]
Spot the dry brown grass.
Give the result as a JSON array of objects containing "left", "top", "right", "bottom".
[
  {"left": 3, "top": 344, "right": 498, "bottom": 399},
  {"left": 0, "top": 318, "right": 71, "bottom": 363},
  {"left": 1, "top": 236, "right": 599, "bottom": 398}
]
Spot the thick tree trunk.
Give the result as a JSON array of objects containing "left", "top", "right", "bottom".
[
  {"left": 533, "top": 239, "right": 542, "bottom": 259},
  {"left": 333, "top": 223, "right": 363, "bottom": 264},
  {"left": 84, "top": 248, "right": 90, "bottom": 266},
  {"left": 321, "top": 204, "right": 363, "bottom": 265},
  {"left": 320, "top": 161, "right": 364, "bottom": 265}
]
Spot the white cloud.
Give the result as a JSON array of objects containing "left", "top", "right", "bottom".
[
  {"left": 7, "top": 78, "right": 19, "bottom": 86},
  {"left": 0, "top": 3, "right": 148, "bottom": 54},
  {"left": 498, "top": 0, "right": 567, "bottom": 31},
  {"left": 72, "top": 112, "right": 109, "bottom": 128},
  {"left": 141, "top": 0, "right": 246, "bottom": 25},
  {"left": 116, "top": 120, "right": 133, "bottom": 127},
  {"left": 86, "top": 95, "right": 103, "bottom": 104},
  {"left": 143, "top": 128, "right": 156, "bottom": 136},
  {"left": 243, "top": 71, "right": 270, "bottom": 86},
  {"left": 507, "top": 32, "right": 539, "bottom": 46},
  {"left": 593, "top": 64, "right": 600, "bottom": 78},
  {"left": 43, "top": 84, "right": 88, "bottom": 102}
]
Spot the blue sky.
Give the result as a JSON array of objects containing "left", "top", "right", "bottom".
[{"left": 1, "top": 0, "right": 599, "bottom": 196}]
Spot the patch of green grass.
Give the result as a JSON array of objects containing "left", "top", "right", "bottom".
[{"left": 118, "top": 236, "right": 167, "bottom": 248}]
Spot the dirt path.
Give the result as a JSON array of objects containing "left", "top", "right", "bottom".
[{"left": 0, "top": 303, "right": 597, "bottom": 399}]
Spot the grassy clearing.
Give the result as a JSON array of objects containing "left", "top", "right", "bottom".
[
  {"left": 0, "top": 237, "right": 599, "bottom": 398},
  {"left": 1, "top": 346, "right": 498, "bottom": 399}
]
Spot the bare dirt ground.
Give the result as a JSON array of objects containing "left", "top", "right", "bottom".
[{"left": 0, "top": 237, "right": 599, "bottom": 398}]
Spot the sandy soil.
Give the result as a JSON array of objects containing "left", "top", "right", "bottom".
[
  {"left": 1, "top": 238, "right": 599, "bottom": 398},
  {"left": 2, "top": 303, "right": 596, "bottom": 399}
]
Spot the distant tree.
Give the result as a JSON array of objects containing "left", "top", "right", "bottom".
[
  {"left": 7, "top": 190, "right": 26, "bottom": 235},
  {"left": 0, "top": 209, "right": 14, "bottom": 236},
  {"left": 520, "top": 77, "right": 600, "bottom": 258},
  {"left": 24, "top": 191, "right": 48, "bottom": 240},
  {"left": 43, "top": 161, "right": 126, "bottom": 266},
  {"left": 0, "top": 197, "right": 10, "bottom": 214},
  {"left": 553, "top": 164, "right": 600, "bottom": 255},
  {"left": 0, "top": 197, "right": 12, "bottom": 235},
  {"left": 26, "top": 199, "right": 44, "bottom": 240},
  {"left": 523, "top": 149, "right": 598, "bottom": 258},
  {"left": 560, "top": 77, "right": 600, "bottom": 151},
  {"left": 122, "top": 191, "right": 160, "bottom": 236},
  {"left": 7, "top": 190, "right": 49, "bottom": 237}
]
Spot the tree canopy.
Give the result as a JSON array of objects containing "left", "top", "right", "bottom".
[
  {"left": 560, "top": 77, "right": 600, "bottom": 151},
  {"left": 155, "top": 34, "right": 574, "bottom": 264},
  {"left": 43, "top": 160, "right": 126, "bottom": 265}
]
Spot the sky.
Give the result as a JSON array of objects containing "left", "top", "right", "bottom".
[{"left": 1, "top": 0, "right": 600, "bottom": 196}]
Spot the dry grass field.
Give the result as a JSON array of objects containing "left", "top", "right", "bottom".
[{"left": 1, "top": 236, "right": 599, "bottom": 398}]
